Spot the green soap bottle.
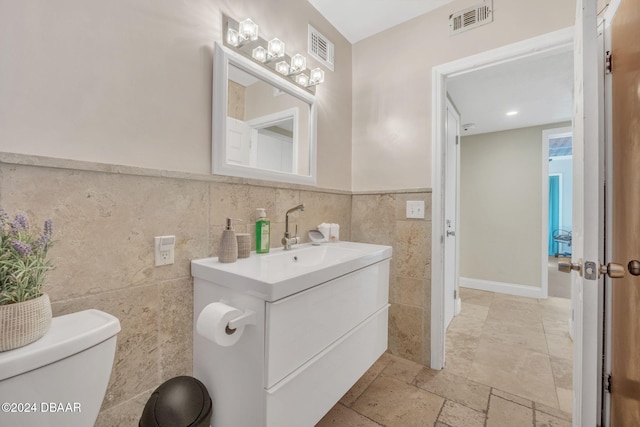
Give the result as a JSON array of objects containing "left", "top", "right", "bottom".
[{"left": 255, "top": 208, "right": 270, "bottom": 253}]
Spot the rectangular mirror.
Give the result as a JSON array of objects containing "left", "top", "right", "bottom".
[{"left": 213, "top": 42, "right": 317, "bottom": 185}]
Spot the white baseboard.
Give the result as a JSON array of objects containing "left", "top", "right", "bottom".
[
  {"left": 459, "top": 277, "right": 543, "bottom": 299},
  {"left": 454, "top": 297, "right": 462, "bottom": 316}
]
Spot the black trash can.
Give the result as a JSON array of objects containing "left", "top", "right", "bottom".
[{"left": 139, "top": 376, "right": 212, "bottom": 427}]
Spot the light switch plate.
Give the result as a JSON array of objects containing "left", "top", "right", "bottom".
[
  {"left": 154, "top": 235, "right": 175, "bottom": 266},
  {"left": 406, "top": 201, "right": 425, "bottom": 219}
]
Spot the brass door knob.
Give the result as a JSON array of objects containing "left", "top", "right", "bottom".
[
  {"left": 628, "top": 260, "right": 640, "bottom": 276},
  {"left": 558, "top": 258, "right": 581, "bottom": 273},
  {"left": 600, "top": 262, "right": 626, "bottom": 279}
]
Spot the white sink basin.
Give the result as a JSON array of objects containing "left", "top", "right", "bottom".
[{"left": 191, "top": 241, "right": 392, "bottom": 301}]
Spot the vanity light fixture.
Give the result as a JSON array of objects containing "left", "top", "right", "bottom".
[
  {"left": 309, "top": 68, "right": 325, "bottom": 86},
  {"left": 267, "top": 38, "right": 286, "bottom": 60},
  {"left": 295, "top": 73, "right": 310, "bottom": 86},
  {"left": 252, "top": 46, "right": 268, "bottom": 62},
  {"left": 275, "top": 61, "right": 291, "bottom": 75},
  {"left": 238, "top": 19, "right": 259, "bottom": 43},
  {"left": 227, "top": 28, "right": 240, "bottom": 47},
  {"left": 275, "top": 54, "right": 307, "bottom": 77},
  {"left": 228, "top": 18, "right": 259, "bottom": 47},
  {"left": 290, "top": 54, "right": 307, "bottom": 73},
  {"left": 223, "top": 15, "right": 326, "bottom": 93},
  {"left": 292, "top": 68, "right": 323, "bottom": 88}
]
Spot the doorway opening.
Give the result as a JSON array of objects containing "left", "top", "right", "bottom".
[
  {"left": 431, "top": 27, "right": 575, "bottom": 414},
  {"left": 544, "top": 127, "right": 573, "bottom": 301}
]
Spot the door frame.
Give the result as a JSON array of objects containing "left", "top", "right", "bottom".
[
  {"left": 601, "top": 1, "right": 621, "bottom": 425},
  {"left": 444, "top": 96, "right": 462, "bottom": 327},
  {"left": 430, "top": 26, "right": 574, "bottom": 371}
]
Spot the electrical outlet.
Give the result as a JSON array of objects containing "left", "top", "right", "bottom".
[
  {"left": 154, "top": 235, "right": 175, "bottom": 266},
  {"left": 406, "top": 201, "right": 425, "bottom": 219}
]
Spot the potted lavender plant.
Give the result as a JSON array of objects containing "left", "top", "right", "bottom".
[{"left": 0, "top": 209, "right": 54, "bottom": 351}]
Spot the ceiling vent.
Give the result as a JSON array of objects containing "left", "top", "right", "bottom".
[
  {"left": 449, "top": 1, "right": 493, "bottom": 35},
  {"left": 308, "top": 25, "right": 334, "bottom": 71}
]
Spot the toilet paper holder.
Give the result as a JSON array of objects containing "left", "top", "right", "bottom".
[{"left": 225, "top": 307, "right": 256, "bottom": 334}]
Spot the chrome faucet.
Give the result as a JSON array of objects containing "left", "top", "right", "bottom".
[{"left": 282, "top": 203, "right": 305, "bottom": 250}]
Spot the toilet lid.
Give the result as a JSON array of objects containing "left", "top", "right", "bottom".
[{"left": 0, "top": 309, "right": 121, "bottom": 381}]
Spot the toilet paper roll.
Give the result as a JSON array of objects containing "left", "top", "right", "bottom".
[{"left": 196, "top": 302, "right": 245, "bottom": 347}]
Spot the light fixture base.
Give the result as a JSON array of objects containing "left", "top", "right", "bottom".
[{"left": 223, "top": 15, "right": 318, "bottom": 94}]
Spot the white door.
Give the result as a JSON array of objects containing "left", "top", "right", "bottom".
[
  {"left": 226, "top": 117, "right": 252, "bottom": 166},
  {"left": 568, "top": 0, "right": 603, "bottom": 424},
  {"left": 443, "top": 98, "right": 461, "bottom": 329}
]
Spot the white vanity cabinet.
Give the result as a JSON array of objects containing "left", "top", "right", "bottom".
[{"left": 192, "top": 242, "right": 391, "bottom": 427}]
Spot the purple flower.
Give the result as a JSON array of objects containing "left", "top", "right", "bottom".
[
  {"left": 10, "top": 214, "right": 29, "bottom": 234},
  {"left": 43, "top": 219, "right": 53, "bottom": 238},
  {"left": 39, "top": 219, "right": 53, "bottom": 247},
  {"left": 11, "top": 239, "right": 32, "bottom": 257}
]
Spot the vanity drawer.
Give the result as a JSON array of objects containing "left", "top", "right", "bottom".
[
  {"left": 264, "top": 259, "right": 389, "bottom": 388},
  {"left": 265, "top": 305, "right": 388, "bottom": 427}
]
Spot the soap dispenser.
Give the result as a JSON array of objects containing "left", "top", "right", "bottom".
[
  {"left": 219, "top": 218, "right": 240, "bottom": 263},
  {"left": 255, "top": 208, "right": 270, "bottom": 254}
]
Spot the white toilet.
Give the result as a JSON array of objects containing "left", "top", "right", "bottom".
[{"left": 0, "top": 309, "right": 121, "bottom": 427}]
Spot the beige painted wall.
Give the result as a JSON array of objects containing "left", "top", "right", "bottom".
[
  {"left": 0, "top": 0, "right": 352, "bottom": 190},
  {"left": 351, "top": 0, "right": 576, "bottom": 191},
  {"left": 459, "top": 122, "right": 570, "bottom": 287}
]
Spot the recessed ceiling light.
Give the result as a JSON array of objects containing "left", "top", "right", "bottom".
[{"left": 506, "top": 111, "right": 518, "bottom": 116}]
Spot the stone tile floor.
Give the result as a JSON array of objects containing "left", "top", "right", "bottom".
[{"left": 317, "top": 289, "right": 573, "bottom": 426}]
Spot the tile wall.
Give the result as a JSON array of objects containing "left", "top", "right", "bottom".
[
  {"left": 0, "top": 155, "right": 352, "bottom": 425},
  {"left": 0, "top": 154, "right": 432, "bottom": 424},
  {"left": 352, "top": 192, "right": 432, "bottom": 365}
]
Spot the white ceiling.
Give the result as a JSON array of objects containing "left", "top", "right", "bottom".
[
  {"left": 307, "top": 1, "right": 574, "bottom": 136},
  {"left": 307, "top": 0, "right": 455, "bottom": 43},
  {"left": 447, "top": 48, "right": 574, "bottom": 136}
]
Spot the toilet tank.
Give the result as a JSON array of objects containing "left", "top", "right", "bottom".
[{"left": 0, "top": 309, "right": 121, "bottom": 427}]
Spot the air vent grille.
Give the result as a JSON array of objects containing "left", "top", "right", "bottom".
[
  {"left": 308, "top": 25, "right": 334, "bottom": 71},
  {"left": 449, "top": 1, "right": 493, "bottom": 35}
]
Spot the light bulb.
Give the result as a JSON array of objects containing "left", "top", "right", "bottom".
[
  {"left": 290, "top": 54, "right": 306, "bottom": 73},
  {"left": 309, "top": 68, "right": 324, "bottom": 85},
  {"left": 275, "top": 61, "right": 290, "bottom": 75},
  {"left": 239, "top": 19, "right": 259, "bottom": 41},
  {"left": 295, "top": 73, "right": 310, "bottom": 86},
  {"left": 227, "top": 28, "right": 240, "bottom": 47},
  {"left": 267, "top": 38, "right": 285, "bottom": 59},
  {"left": 252, "top": 46, "right": 267, "bottom": 63}
]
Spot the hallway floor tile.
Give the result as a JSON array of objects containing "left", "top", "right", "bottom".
[{"left": 317, "top": 289, "right": 573, "bottom": 426}]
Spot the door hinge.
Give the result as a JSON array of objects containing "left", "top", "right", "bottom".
[
  {"left": 454, "top": 289, "right": 457, "bottom": 299},
  {"left": 605, "top": 51, "right": 612, "bottom": 74},
  {"left": 604, "top": 374, "right": 612, "bottom": 393},
  {"left": 456, "top": 135, "right": 460, "bottom": 145}
]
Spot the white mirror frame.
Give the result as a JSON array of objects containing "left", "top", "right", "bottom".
[{"left": 212, "top": 42, "right": 318, "bottom": 185}]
